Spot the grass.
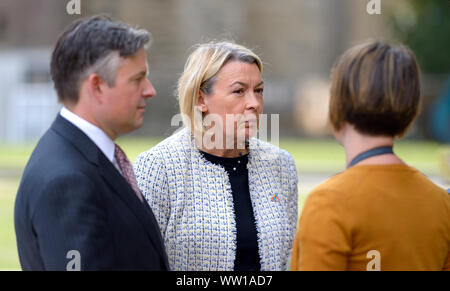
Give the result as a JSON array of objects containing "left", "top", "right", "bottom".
[
  {"left": 280, "top": 138, "right": 443, "bottom": 175},
  {"left": 0, "top": 178, "right": 20, "bottom": 270},
  {"left": 0, "top": 137, "right": 448, "bottom": 270},
  {"left": 0, "top": 144, "right": 36, "bottom": 170},
  {"left": 117, "top": 137, "right": 444, "bottom": 176},
  {"left": 0, "top": 138, "right": 444, "bottom": 175}
]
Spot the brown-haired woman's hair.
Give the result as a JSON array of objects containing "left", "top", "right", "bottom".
[{"left": 329, "top": 40, "right": 421, "bottom": 137}]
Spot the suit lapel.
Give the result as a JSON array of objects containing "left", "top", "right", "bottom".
[
  {"left": 97, "top": 155, "right": 169, "bottom": 268},
  {"left": 51, "top": 114, "right": 169, "bottom": 269}
]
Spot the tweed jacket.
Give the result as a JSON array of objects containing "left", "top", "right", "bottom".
[{"left": 134, "top": 128, "right": 298, "bottom": 271}]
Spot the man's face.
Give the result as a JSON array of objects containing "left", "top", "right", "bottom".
[{"left": 99, "top": 48, "right": 155, "bottom": 139}]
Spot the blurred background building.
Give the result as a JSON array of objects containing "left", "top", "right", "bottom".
[
  {"left": 0, "top": 0, "right": 448, "bottom": 142},
  {"left": 0, "top": 0, "right": 449, "bottom": 270}
]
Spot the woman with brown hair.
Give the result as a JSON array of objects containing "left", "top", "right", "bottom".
[{"left": 291, "top": 40, "right": 450, "bottom": 271}]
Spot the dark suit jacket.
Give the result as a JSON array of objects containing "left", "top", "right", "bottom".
[{"left": 14, "top": 114, "right": 169, "bottom": 270}]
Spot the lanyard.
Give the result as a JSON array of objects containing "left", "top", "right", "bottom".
[{"left": 347, "top": 146, "right": 394, "bottom": 168}]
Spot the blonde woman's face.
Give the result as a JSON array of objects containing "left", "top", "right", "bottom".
[{"left": 199, "top": 61, "right": 264, "bottom": 145}]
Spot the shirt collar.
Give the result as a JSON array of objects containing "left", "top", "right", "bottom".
[{"left": 59, "top": 107, "right": 115, "bottom": 163}]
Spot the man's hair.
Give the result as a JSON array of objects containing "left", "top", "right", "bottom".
[
  {"left": 50, "top": 15, "right": 151, "bottom": 104},
  {"left": 329, "top": 40, "right": 421, "bottom": 137}
]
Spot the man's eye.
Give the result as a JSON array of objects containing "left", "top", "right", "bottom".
[
  {"left": 255, "top": 88, "right": 264, "bottom": 94},
  {"left": 233, "top": 89, "right": 244, "bottom": 94}
]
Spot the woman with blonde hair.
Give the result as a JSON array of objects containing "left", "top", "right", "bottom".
[
  {"left": 291, "top": 40, "right": 450, "bottom": 271},
  {"left": 134, "top": 41, "right": 298, "bottom": 271}
]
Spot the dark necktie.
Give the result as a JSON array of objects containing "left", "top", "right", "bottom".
[{"left": 114, "top": 144, "right": 144, "bottom": 203}]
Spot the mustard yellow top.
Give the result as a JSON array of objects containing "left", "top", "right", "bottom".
[{"left": 291, "top": 164, "right": 450, "bottom": 271}]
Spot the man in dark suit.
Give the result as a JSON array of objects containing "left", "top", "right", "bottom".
[{"left": 14, "top": 15, "right": 169, "bottom": 271}]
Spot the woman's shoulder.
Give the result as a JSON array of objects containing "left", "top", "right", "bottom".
[
  {"left": 141, "top": 128, "right": 191, "bottom": 155},
  {"left": 250, "top": 138, "right": 295, "bottom": 165},
  {"left": 309, "top": 167, "right": 372, "bottom": 200},
  {"left": 137, "top": 128, "right": 191, "bottom": 158}
]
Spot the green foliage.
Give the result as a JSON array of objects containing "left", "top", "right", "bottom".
[{"left": 388, "top": 0, "right": 450, "bottom": 74}]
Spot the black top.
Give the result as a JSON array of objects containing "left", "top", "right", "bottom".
[{"left": 201, "top": 151, "right": 261, "bottom": 271}]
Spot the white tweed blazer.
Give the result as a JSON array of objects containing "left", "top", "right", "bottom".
[{"left": 134, "top": 128, "right": 298, "bottom": 271}]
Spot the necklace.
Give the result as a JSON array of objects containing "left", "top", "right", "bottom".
[{"left": 347, "top": 146, "right": 394, "bottom": 168}]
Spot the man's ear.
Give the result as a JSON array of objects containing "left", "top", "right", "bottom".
[
  {"left": 87, "top": 74, "right": 107, "bottom": 104},
  {"left": 197, "top": 90, "right": 208, "bottom": 112}
]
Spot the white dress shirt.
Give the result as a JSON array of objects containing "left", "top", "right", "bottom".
[{"left": 59, "top": 107, "right": 121, "bottom": 172}]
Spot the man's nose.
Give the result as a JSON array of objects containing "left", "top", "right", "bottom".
[{"left": 142, "top": 78, "right": 156, "bottom": 98}]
